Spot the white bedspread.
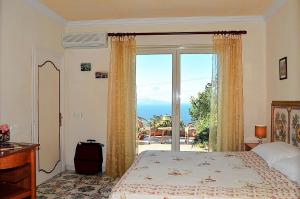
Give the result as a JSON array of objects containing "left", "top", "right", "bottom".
[{"left": 109, "top": 150, "right": 300, "bottom": 199}]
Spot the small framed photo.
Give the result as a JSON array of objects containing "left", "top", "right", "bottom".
[
  {"left": 95, "top": 72, "right": 108, "bottom": 79},
  {"left": 279, "top": 57, "right": 287, "bottom": 80},
  {"left": 81, "top": 63, "right": 91, "bottom": 71}
]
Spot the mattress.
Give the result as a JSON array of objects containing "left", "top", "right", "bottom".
[{"left": 109, "top": 150, "right": 300, "bottom": 199}]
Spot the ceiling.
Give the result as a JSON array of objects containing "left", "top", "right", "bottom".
[{"left": 40, "top": 0, "right": 274, "bottom": 21}]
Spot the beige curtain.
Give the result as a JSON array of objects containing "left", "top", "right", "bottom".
[
  {"left": 106, "top": 36, "right": 137, "bottom": 177},
  {"left": 209, "top": 34, "right": 244, "bottom": 152}
]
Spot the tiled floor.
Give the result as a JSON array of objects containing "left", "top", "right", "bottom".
[{"left": 37, "top": 171, "right": 118, "bottom": 199}]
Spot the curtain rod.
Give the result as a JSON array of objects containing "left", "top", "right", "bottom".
[{"left": 107, "top": 30, "right": 247, "bottom": 37}]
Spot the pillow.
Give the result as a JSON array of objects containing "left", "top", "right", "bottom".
[
  {"left": 251, "top": 141, "right": 300, "bottom": 165},
  {"left": 271, "top": 155, "right": 300, "bottom": 185}
]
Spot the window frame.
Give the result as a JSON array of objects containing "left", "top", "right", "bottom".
[{"left": 136, "top": 45, "right": 214, "bottom": 151}]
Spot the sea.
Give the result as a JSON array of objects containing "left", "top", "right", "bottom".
[{"left": 137, "top": 103, "right": 192, "bottom": 124}]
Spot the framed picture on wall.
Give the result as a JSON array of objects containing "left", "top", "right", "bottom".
[
  {"left": 81, "top": 63, "right": 91, "bottom": 71},
  {"left": 279, "top": 57, "right": 287, "bottom": 80},
  {"left": 95, "top": 72, "right": 108, "bottom": 79}
]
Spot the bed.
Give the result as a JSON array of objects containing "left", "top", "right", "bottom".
[
  {"left": 110, "top": 149, "right": 299, "bottom": 199},
  {"left": 110, "top": 102, "right": 300, "bottom": 199}
]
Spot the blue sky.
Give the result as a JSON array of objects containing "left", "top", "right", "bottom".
[{"left": 136, "top": 54, "right": 213, "bottom": 104}]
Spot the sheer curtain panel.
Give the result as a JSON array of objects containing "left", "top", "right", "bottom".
[
  {"left": 106, "top": 36, "right": 137, "bottom": 177},
  {"left": 209, "top": 34, "right": 244, "bottom": 152}
]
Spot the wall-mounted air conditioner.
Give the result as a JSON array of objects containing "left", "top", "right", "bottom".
[{"left": 62, "top": 32, "right": 108, "bottom": 48}]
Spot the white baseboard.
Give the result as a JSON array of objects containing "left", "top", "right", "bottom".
[{"left": 65, "top": 164, "right": 75, "bottom": 171}]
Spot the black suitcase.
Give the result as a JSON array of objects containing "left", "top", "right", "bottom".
[{"left": 74, "top": 139, "right": 104, "bottom": 174}]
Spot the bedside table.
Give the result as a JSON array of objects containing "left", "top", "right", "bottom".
[{"left": 244, "top": 143, "right": 259, "bottom": 151}]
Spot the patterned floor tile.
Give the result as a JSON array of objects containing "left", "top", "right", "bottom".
[{"left": 37, "top": 171, "right": 119, "bottom": 199}]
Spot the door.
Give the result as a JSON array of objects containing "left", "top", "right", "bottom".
[
  {"left": 178, "top": 51, "right": 213, "bottom": 151},
  {"left": 136, "top": 47, "right": 213, "bottom": 153},
  {"left": 136, "top": 52, "right": 174, "bottom": 153},
  {"left": 32, "top": 49, "right": 64, "bottom": 184}
]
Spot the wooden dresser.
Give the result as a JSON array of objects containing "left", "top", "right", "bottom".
[{"left": 0, "top": 143, "right": 39, "bottom": 199}]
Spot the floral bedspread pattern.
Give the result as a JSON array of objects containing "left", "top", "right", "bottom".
[{"left": 109, "top": 151, "right": 300, "bottom": 199}]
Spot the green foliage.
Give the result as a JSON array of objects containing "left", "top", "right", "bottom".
[
  {"left": 149, "top": 115, "right": 185, "bottom": 131},
  {"left": 189, "top": 83, "right": 212, "bottom": 147},
  {"left": 149, "top": 115, "right": 172, "bottom": 130},
  {"left": 194, "top": 116, "right": 210, "bottom": 134},
  {"left": 189, "top": 83, "right": 211, "bottom": 122},
  {"left": 192, "top": 128, "right": 209, "bottom": 148}
]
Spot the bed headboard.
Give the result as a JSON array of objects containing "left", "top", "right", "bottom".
[{"left": 271, "top": 101, "right": 300, "bottom": 148}]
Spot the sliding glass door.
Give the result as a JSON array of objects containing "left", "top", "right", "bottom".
[
  {"left": 179, "top": 53, "right": 213, "bottom": 151},
  {"left": 136, "top": 53, "right": 173, "bottom": 153},
  {"left": 136, "top": 48, "right": 213, "bottom": 153}
]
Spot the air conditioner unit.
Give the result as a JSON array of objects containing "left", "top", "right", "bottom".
[{"left": 62, "top": 32, "right": 108, "bottom": 48}]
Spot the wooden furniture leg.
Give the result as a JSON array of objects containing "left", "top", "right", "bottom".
[{"left": 30, "top": 148, "right": 36, "bottom": 199}]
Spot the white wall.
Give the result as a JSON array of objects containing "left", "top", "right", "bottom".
[
  {"left": 0, "top": 0, "right": 64, "bottom": 142},
  {"left": 266, "top": 0, "right": 300, "bottom": 137},
  {"left": 0, "top": 0, "right": 296, "bottom": 176},
  {"left": 64, "top": 49, "right": 109, "bottom": 170},
  {"left": 64, "top": 21, "right": 267, "bottom": 169},
  {"left": 2, "top": 0, "right": 294, "bottom": 174}
]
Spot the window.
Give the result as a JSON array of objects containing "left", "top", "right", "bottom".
[{"left": 136, "top": 47, "right": 213, "bottom": 153}]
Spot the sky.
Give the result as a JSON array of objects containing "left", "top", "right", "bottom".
[{"left": 136, "top": 53, "right": 213, "bottom": 105}]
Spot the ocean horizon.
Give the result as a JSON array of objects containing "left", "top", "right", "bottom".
[{"left": 137, "top": 103, "right": 192, "bottom": 124}]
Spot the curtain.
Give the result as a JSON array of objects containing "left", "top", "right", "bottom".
[
  {"left": 209, "top": 34, "right": 244, "bottom": 152},
  {"left": 106, "top": 36, "right": 137, "bottom": 177}
]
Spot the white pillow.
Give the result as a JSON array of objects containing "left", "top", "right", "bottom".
[
  {"left": 251, "top": 141, "right": 300, "bottom": 165},
  {"left": 271, "top": 155, "right": 300, "bottom": 185}
]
